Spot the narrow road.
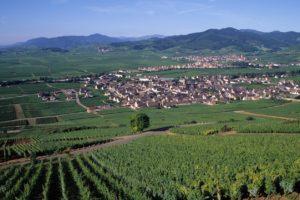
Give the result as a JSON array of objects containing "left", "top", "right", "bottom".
[
  {"left": 234, "top": 110, "right": 297, "bottom": 121},
  {"left": 75, "top": 92, "right": 88, "bottom": 110},
  {"left": 283, "top": 98, "right": 300, "bottom": 102},
  {"left": 46, "top": 83, "right": 54, "bottom": 88},
  {"left": 0, "top": 94, "right": 34, "bottom": 100},
  {"left": 0, "top": 130, "right": 167, "bottom": 168}
]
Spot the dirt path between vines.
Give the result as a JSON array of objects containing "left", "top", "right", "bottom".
[
  {"left": 0, "top": 130, "right": 168, "bottom": 168},
  {"left": 46, "top": 83, "right": 54, "bottom": 88},
  {"left": 234, "top": 110, "right": 297, "bottom": 121},
  {"left": 14, "top": 104, "right": 25, "bottom": 119}
]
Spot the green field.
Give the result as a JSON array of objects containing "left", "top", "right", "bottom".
[
  {"left": 0, "top": 48, "right": 181, "bottom": 81},
  {"left": 143, "top": 65, "right": 300, "bottom": 78},
  {"left": 21, "top": 101, "right": 84, "bottom": 118},
  {"left": 0, "top": 95, "right": 40, "bottom": 106},
  {"left": 0, "top": 83, "right": 56, "bottom": 98}
]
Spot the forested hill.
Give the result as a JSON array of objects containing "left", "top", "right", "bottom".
[
  {"left": 14, "top": 34, "right": 165, "bottom": 49},
  {"left": 111, "top": 27, "right": 300, "bottom": 52},
  {"left": 20, "top": 34, "right": 124, "bottom": 49},
  {"left": 10, "top": 28, "right": 300, "bottom": 51}
]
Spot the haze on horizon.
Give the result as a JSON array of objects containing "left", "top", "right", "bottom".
[{"left": 0, "top": 0, "right": 300, "bottom": 45}]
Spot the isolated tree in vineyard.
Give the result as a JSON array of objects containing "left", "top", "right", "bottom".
[{"left": 130, "top": 113, "right": 150, "bottom": 133}]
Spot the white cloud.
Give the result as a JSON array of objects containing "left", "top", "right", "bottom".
[{"left": 176, "top": 3, "right": 213, "bottom": 15}]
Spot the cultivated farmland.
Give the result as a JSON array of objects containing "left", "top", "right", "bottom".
[{"left": 0, "top": 134, "right": 299, "bottom": 199}]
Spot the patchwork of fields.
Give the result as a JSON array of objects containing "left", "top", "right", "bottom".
[{"left": 1, "top": 98, "right": 299, "bottom": 162}]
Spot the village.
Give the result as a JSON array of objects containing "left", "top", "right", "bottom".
[
  {"left": 92, "top": 73, "right": 300, "bottom": 109},
  {"left": 138, "top": 54, "right": 300, "bottom": 72}
]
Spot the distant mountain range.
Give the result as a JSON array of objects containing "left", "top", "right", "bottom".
[
  {"left": 112, "top": 28, "right": 300, "bottom": 52},
  {"left": 17, "top": 34, "right": 165, "bottom": 49},
  {"left": 10, "top": 28, "right": 300, "bottom": 51}
]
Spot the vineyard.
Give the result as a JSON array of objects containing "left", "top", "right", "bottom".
[
  {"left": 0, "top": 134, "right": 299, "bottom": 199},
  {"left": 251, "top": 102, "right": 300, "bottom": 120},
  {"left": 0, "top": 127, "right": 129, "bottom": 162},
  {"left": 0, "top": 105, "right": 16, "bottom": 122},
  {"left": 171, "top": 119, "right": 300, "bottom": 135},
  {"left": 21, "top": 101, "right": 84, "bottom": 118}
]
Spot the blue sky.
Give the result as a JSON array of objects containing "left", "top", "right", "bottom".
[{"left": 0, "top": 0, "right": 300, "bottom": 45}]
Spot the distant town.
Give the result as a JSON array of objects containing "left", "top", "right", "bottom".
[{"left": 138, "top": 54, "right": 300, "bottom": 72}]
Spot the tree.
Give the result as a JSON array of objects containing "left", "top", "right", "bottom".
[
  {"left": 130, "top": 113, "right": 150, "bottom": 133},
  {"left": 30, "top": 152, "right": 37, "bottom": 164},
  {"left": 246, "top": 116, "right": 255, "bottom": 121}
]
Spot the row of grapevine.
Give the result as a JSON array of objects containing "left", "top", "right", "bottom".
[
  {"left": 89, "top": 154, "right": 147, "bottom": 200},
  {"left": 0, "top": 166, "right": 25, "bottom": 196},
  {"left": 18, "top": 163, "right": 44, "bottom": 200},
  {"left": 58, "top": 158, "right": 68, "bottom": 200},
  {"left": 67, "top": 158, "right": 92, "bottom": 199},
  {"left": 42, "top": 160, "right": 53, "bottom": 200},
  {"left": 74, "top": 156, "right": 115, "bottom": 200},
  {"left": 4, "top": 164, "right": 35, "bottom": 199}
]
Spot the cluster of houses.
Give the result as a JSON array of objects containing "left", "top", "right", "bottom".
[
  {"left": 139, "top": 54, "right": 248, "bottom": 72},
  {"left": 173, "top": 54, "right": 247, "bottom": 66},
  {"left": 37, "top": 88, "right": 93, "bottom": 102},
  {"left": 62, "top": 89, "right": 77, "bottom": 101},
  {"left": 233, "top": 76, "right": 271, "bottom": 84},
  {"left": 78, "top": 88, "right": 93, "bottom": 98},
  {"left": 87, "top": 105, "right": 113, "bottom": 113},
  {"left": 93, "top": 74, "right": 300, "bottom": 109},
  {"left": 37, "top": 91, "right": 60, "bottom": 101}
]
